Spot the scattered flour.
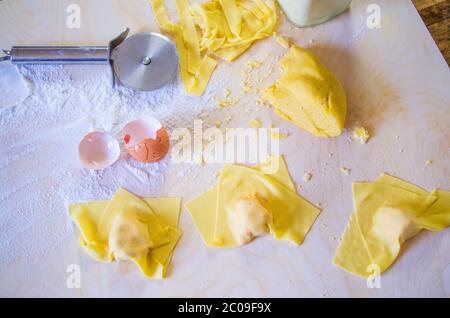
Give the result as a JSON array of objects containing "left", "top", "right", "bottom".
[
  {"left": 0, "top": 63, "right": 30, "bottom": 109},
  {"left": 0, "top": 63, "right": 220, "bottom": 266}
]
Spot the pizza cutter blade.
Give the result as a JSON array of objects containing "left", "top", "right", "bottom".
[
  {"left": 111, "top": 32, "right": 178, "bottom": 91},
  {"left": 0, "top": 28, "right": 179, "bottom": 92}
]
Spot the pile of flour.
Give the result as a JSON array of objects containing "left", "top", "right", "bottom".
[{"left": 0, "top": 62, "right": 222, "bottom": 266}]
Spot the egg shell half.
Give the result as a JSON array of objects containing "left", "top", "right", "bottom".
[
  {"left": 78, "top": 132, "right": 121, "bottom": 170},
  {"left": 123, "top": 117, "right": 170, "bottom": 163}
]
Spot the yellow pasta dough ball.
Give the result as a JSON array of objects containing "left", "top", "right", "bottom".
[{"left": 263, "top": 45, "right": 347, "bottom": 137}]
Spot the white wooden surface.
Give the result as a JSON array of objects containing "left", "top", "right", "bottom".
[{"left": 0, "top": 0, "right": 449, "bottom": 297}]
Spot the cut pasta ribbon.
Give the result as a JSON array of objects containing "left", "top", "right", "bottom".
[
  {"left": 150, "top": 0, "right": 277, "bottom": 95},
  {"left": 186, "top": 156, "right": 321, "bottom": 248},
  {"left": 333, "top": 174, "right": 450, "bottom": 278},
  {"left": 69, "top": 188, "right": 182, "bottom": 279}
]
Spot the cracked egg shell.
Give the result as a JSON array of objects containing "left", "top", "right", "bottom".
[
  {"left": 123, "top": 117, "right": 170, "bottom": 163},
  {"left": 79, "top": 132, "right": 120, "bottom": 170}
]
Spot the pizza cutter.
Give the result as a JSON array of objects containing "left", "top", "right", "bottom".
[{"left": 0, "top": 28, "right": 179, "bottom": 91}]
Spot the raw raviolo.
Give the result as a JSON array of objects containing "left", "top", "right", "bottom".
[
  {"left": 333, "top": 174, "right": 450, "bottom": 278},
  {"left": 150, "top": 0, "right": 277, "bottom": 95},
  {"left": 263, "top": 45, "right": 347, "bottom": 137},
  {"left": 186, "top": 156, "right": 321, "bottom": 247},
  {"left": 69, "top": 188, "right": 182, "bottom": 279}
]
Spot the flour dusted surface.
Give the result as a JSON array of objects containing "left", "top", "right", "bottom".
[{"left": 0, "top": 63, "right": 220, "bottom": 266}]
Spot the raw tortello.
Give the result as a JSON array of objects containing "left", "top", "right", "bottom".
[
  {"left": 186, "top": 156, "right": 321, "bottom": 248},
  {"left": 333, "top": 174, "right": 450, "bottom": 278},
  {"left": 69, "top": 188, "right": 182, "bottom": 279}
]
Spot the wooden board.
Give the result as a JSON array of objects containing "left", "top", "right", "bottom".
[
  {"left": 412, "top": 0, "right": 450, "bottom": 65},
  {"left": 0, "top": 0, "right": 449, "bottom": 297}
]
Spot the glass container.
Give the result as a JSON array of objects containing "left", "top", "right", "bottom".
[{"left": 278, "top": 0, "right": 352, "bottom": 27}]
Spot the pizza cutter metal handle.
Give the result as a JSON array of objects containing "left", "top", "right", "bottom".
[
  {"left": 0, "top": 28, "right": 179, "bottom": 91},
  {"left": 1, "top": 28, "right": 129, "bottom": 65},
  {"left": 6, "top": 46, "right": 110, "bottom": 65},
  {"left": 0, "top": 29, "right": 129, "bottom": 88}
]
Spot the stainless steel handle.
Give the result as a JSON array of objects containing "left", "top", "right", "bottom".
[{"left": 9, "top": 46, "right": 110, "bottom": 65}]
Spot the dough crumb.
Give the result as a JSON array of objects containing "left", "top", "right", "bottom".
[
  {"left": 240, "top": 59, "right": 265, "bottom": 95},
  {"left": 302, "top": 173, "right": 313, "bottom": 182},
  {"left": 353, "top": 127, "right": 370, "bottom": 144},
  {"left": 270, "top": 130, "right": 288, "bottom": 140},
  {"left": 197, "top": 155, "right": 205, "bottom": 166},
  {"left": 249, "top": 118, "right": 262, "bottom": 128},
  {"left": 255, "top": 97, "right": 267, "bottom": 105},
  {"left": 273, "top": 33, "right": 291, "bottom": 49},
  {"left": 425, "top": 159, "right": 433, "bottom": 166},
  {"left": 218, "top": 99, "right": 238, "bottom": 108},
  {"left": 247, "top": 60, "right": 262, "bottom": 70},
  {"left": 340, "top": 167, "right": 351, "bottom": 175},
  {"left": 223, "top": 88, "right": 231, "bottom": 98}
]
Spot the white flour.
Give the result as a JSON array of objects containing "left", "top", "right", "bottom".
[
  {"left": 0, "top": 63, "right": 30, "bottom": 109},
  {"left": 0, "top": 6, "right": 304, "bottom": 269},
  {"left": 0, "top": 62, "right": 221, "bottom": 266}
]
